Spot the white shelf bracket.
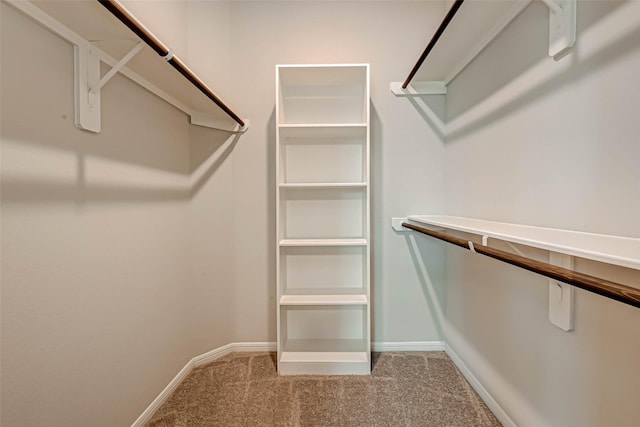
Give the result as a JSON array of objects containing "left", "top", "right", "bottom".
[
  {"left": 76, "top": 41, "right": 144, "bottom": 133},
  {"left": 540, "top": 0, "right": 576, "bottom": 59},
  {"left": 74, "top": 44, "right": 101, "bottom": 133},
  {"left": 548, "top": 252, "right": 575, "bottom": 331},
  {"left": 390, "top": 81, "right": 447, "bottom": 96},
  {"left": 89, "top": 42, "right": 144, "bottom": 94},
  {"left": 392, "top": 218, "right": 409, "bottom": 232}
]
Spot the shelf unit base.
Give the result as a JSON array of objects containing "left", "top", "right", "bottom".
[{"left": 279, "top": 352, "right": 370, "bottom": 375}]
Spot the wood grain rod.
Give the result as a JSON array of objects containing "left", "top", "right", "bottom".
[
  {"left": 402, "top": 222, "right": 640, "bottom": 309},
  {"left": 402, "top": 0, "right": 465, "bottom": 89},
  {"left": 97, "top": 0, "right": 245, "bottom": 127}
]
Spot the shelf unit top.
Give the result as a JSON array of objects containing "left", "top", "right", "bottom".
[
  {"left": 278, "top": 64, "right": 369, "bottom": 87},
  {"left": 407, "top": 215, "right": 640, "bottom": 271},
  {"left": 28, "top": 0, "right": 239, "bottom": 127}
]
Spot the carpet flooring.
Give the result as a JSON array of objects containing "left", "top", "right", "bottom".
[{"left": 147, "top": 351, "right": 501, "bottom": 426}]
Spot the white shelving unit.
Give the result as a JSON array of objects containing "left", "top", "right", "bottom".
[{"left": 276, "top": 64, "right": 370, "bottom": 375}]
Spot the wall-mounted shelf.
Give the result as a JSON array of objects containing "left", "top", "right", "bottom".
[
  {"left": 393, "top": 215, "right": 640, "bottom": 325},
  {"left": 6, "top": 0, "right": 247, "bottom": 133},
  {"left": 391, "top": 0, "right": 576, "bottom": 95},
  {"left": 401, "top": 215, "right": 640, "bottom": 271}
]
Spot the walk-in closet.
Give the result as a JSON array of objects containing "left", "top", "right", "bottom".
[{"left": 1, "top": 0, "right": 639, "bottom": 426}]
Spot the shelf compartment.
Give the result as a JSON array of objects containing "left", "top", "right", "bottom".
[
  {"left": 277, "top": 65, "right": 368, "bottom": 124},
  {"left": 279, "top": 125, "right": 367, "bottom": 184},
  {"left": 279, "top": 349, "right": 369, "bottom": 375},
  {"left": 281, "top": 306, "right": 367, "bottom": 344},
  {"left": 279, "top": 246, "right": 367, "bottom": 296},
  {"left": 406, "top": 215, "right": 640, "bottom": 271},
  {"left": 279, "top": 306, "right": 369, "bottom": 375},
  {"left": 280, "top": 188, "right": 366, "bottom": 240}
]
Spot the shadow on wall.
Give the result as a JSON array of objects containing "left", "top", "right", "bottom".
[
  {"left": 400, "top": 0, "right": 639, "bottom": 142},
  {"left": 190, "top": 125, "right": 241, "bottom": 196},
  {"left": 267, "top": 108, "right": 277, "bottom": 339},
  {"left": 402, "top": 231, "right": 447, "bottom": 339},
  {"left": 370, "top": 103, "right": 382, "bottom": 341},
  {"left": 2, "top": 123, "right": 240, "bottom": 205}
]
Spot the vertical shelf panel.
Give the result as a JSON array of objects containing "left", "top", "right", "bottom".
[{"left": 276, "top": 64, "right": 370, "bottom": 375}]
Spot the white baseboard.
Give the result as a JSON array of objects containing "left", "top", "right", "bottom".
[
  {"left": 192, "top": 342, "right": 277, "bottom": 367},
  {"left": 445, "top": 344, "right": 516, "bottom": 427},
  {"left": 131, "top": 341, "right": 276, "bottom": 426},
  {"left": 372, "top": 341, "right": 445, "bottom": 352},
  {"left": 130, "top": 357, "right": 195, "bottom": 427}
]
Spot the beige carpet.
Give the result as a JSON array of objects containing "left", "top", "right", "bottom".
[{"left": 147, "top": 351, "right": 501, "bottom": 426}]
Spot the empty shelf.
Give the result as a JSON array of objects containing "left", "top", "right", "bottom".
[
  {"left": 279, "top": 238, "right": 367, "bottom": 247},
  {"left": 279, "top": 294, "right": 368, "bottom": 305},
  {"left": 279, "top": 183, "right": 367, "bottom": 189},
  {"left": 407, "top": 215, "right": 640, "bottom": 270}
]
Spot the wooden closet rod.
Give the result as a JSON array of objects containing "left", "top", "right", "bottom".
[
  {"left": 402, "top": 0, "right": 465, "bottom": 89},
  {"left": 402, "top": 222, "right": 640, "bottom": 309},
  {"left": 97, "top": 0, "right": 245, "bottom": 127}
]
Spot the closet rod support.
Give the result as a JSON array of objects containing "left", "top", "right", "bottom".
[
  {"left": 543, "top": 0, "right": 576, "bottom": 58},
  {"left": 90, "top": 41, "right": 144, "bottom": 94},
  {"left": 540, "top": 0, "right": 563, "bottom": 16}
]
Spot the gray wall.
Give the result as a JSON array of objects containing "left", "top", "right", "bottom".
[{"left": 441, "top": 1, "right": 640, "bottom": 425}]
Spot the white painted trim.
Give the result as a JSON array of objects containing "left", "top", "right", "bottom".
[
  {"left": 445, "top": 344, "right": 517, "bottom": 427},
  {"left": 372, "top": 341, "right": 445, "bottom": 352},
  {"left": 191, "top": 342, "right": 276, "bottom": 367},
  {"left": 130, "top": 358, "right": 195, "bottom": 427},
  {"left": 131, "top": 342, "right": 276, "bottom": 426}
]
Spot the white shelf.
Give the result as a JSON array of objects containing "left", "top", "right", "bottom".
[
  {"left": 16, "top": 0, "right": 242, "bottom": 131},
  {"left": 406, "top": 0, "right": 533, "bottom": 84},
  {"left": 279, "top": 183, "right": 367, "bottom": 189},
  {"left": 395, "top": 0, "right": 576, "bottom": 91},
  {"left": 282, "top": 338, "right": 368, "bottom": 354},
  {"left": 280, "top": 351, "right": 368, "bottom": 363},
  {"left": 279, "top": 238, "right": 367, "bottom": 247},
  {"left": 279, "top": 123, "right": 367, "bottom": 130},
  {"left": 280, "top": 294, "right": 367, "bottom": 305},
  {"left": 406, "top": 215, "right": 640, "bottom": 271}
]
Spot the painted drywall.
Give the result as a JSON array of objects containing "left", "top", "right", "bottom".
[
  {"left": 440, "top": 1, "right": 640, "bottom": 425},
  {"left": 0, "top": 3, "right": 198, "bottom": 425},
  {"left": 224, "top": 0, "right": 448, "bottom": 344}
]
